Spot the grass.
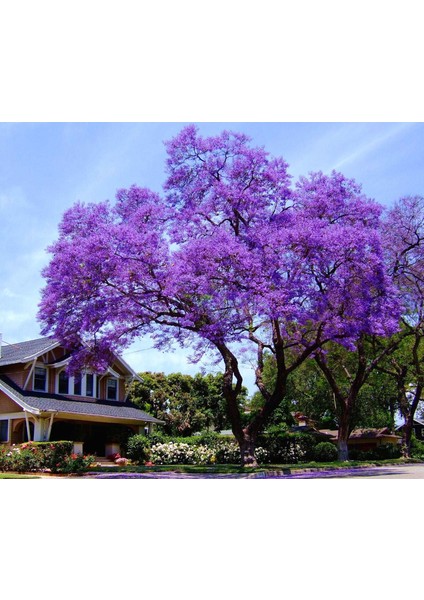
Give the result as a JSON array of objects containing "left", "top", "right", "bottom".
[
  {"left": 0, "top": 473, "right": 41, "bottom": 479},
  {"left": 85, "top": 456, "right": 416, "bottom": 475},
  {"left": 1, "top": 457, "right": 418, "bottom": 478}
]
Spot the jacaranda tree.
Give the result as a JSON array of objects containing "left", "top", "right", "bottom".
[
  {"left": 377, "top": 195, "right": 424, "bottom": 456},
  {"left": 38, "top": 126, "right": 400, "bottom": 466}
]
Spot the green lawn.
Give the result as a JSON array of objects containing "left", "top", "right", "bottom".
[
  {"left": 0, "top": 473, "right": 41, "bottom": 479},
  {"left": 85, "top": 457, "right": 415, "bottom": 475},
  {"left": 1, "top": 457, "right": 417, "bottom": 477}
]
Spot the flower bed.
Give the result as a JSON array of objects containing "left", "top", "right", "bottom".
[{"left": 0, "top": 441, "right": 95, "bottom": 474}]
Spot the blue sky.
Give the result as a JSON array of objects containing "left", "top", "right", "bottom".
[
  {"left": 1, "top": 122, "right": 424, "bottom": 394},
  {"left": 2, "top": 2, "right": 423, "bottom": 576}
]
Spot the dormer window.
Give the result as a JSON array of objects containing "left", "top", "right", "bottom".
[
  {"left": 56, "top": 371, "right": 97, "bottom": 398},
  {"left": 73, "top": 373, "right": 82, "bottom": 396},
  {"left": 34, "top": 366, "right": 47, "bottom": 392},
  {"left": 107, "top": 378, "right": 118, "bottom": 400},
  {"left": 58, "top": 371, "right": 69, "bottom": 394},
  {"left": 86, "top": 373, "right": 94, "bottom": 397}
]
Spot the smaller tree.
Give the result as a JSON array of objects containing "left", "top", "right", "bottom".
[
  {"left": 250, "top": 349, "right": 396, "bottom": 434},
  {"left": 129, "top": 371, "right": 247, "bottom": 436}
]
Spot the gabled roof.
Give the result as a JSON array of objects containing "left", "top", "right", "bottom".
[
  {"left": 396, "top": 418, "right": 424, "bottom": 430},
  {"left": 0, "top": 337, "right": 59, "bottom": 366},
  {"left": 0, "top": 336, "right": 142, "bottom": 381},
  {"left": 319, "top": 427, "right": 401, "bottom": 440},
  {"left": 0, "top": 374, "right": 163, "bottom": 424}
]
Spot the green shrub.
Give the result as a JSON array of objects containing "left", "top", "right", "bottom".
[
  {"left": 126, "top": 432, "right": 272, "bottom": 465},
  {"left": 349, "top": 443, "right": 401, "bottom": 461},
  {"left": 31, "top": 441, "right": 74, "bottom": 471},
  {"left": 0, "top": 441, "right": 90, "bottom": 473},
  {"left": 410, "top": 437, "right": 424, "bottom": 459},
  {"left": 195, "top": 430, "right": 221, "bottom": 446},
  {"left": 258, "top": 430, "right": 318, "bottom": 463},
  {"left": 55, "top": 453, "right": 95, "bottom": 474},
  {"left": 147, "top": 431, "right": 168, "bottom": 446},
  {"left": 127, "top": 434, "right": 152, "bottom": 463},
  {"left": 313, "top": 442, "right": 338, "bottom": 462},
  {"left": 372, "top": 443, "right": 401, "bottom": 460}
]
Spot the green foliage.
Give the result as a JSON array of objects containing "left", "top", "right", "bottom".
[
  {"left": 249, "top": 346, "right": 396, "bottom": 431},
  {"left": 349, "top": 444, "right": 401, "bottom": 461},
  {"left": 129, "top": 371, "right": 248, "bottom": 437},
  {"left": 125, "top": 432, "right": 269, "bottom": 465},
  {"left": 313, "top": 442, "right": 338, "bottom": 462},
  {"left": 34, "top": 441, "right": 74, "bottom": 471},
  {"left": 409, "top": 436, "right": 424, "bottom": 459},
  {"left": 258, "top": 428, "right": 318, "bottom": 463},
  {"left": 0, "top": 441, "right": 95, "bottom": 474},
  {"left": 195, "top": 429, "right": 221, "bottom": 446},
  {"left": 55, "top": 453, "right": 95, "bottom": 474},
  {"left": 126, "top": 434, "right": 152, "bottom": 463}
]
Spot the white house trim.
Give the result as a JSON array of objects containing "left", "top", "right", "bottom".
[
  {"left": 22, "top": 341, "right": 61, "bottom": 363},
  {"left": 0, "top": 381, "right": 41, "bottom": 415},
  {"left": 107, "top": 367, "right": 122, "bottom": 379},
  {"left": 49, "top": 358, "right": 71, "bottom": 369},
  {"left": 23, "top": 359, "right": 37, "bottom": 390}
]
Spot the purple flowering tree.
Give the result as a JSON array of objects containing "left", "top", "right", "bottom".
[
  {"left": 377, "top": 195, "right": 424, "bottom": 456},
  {"left": 38, "top": 126, "right": 399, "bottom": 466}
]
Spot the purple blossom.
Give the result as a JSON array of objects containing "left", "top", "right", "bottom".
[{"left": 38, "top": 126, "right": 402, "bottom": 463}]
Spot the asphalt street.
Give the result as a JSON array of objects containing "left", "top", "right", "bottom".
[{"left": 282, "top": 463, "right": 424, "bottom": 479}]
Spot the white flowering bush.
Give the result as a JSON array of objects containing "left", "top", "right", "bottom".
[
  {"left": 149, "top": 440, "right": 268, "bottom": 465},
  {"left": 150, "top": 442, "right": 213, "bottom": 465}
]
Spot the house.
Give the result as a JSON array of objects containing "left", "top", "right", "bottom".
[
  {"left": 318, "top": 427, "right": 401, "bottom": 451},
  {"left": 290, "top": 412, "right": 335, "bottom": 441},
  {"left": 0, "top": 336, "right": 162, "bottom": 457},
  {"left": 396, "top": 418, "right": 424, "bottom": 441}
]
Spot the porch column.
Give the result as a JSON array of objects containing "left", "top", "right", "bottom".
[
  {"left": 33, "top": 417, "right": 54, "bottom": 442},
  {"left": 24, "top": 411, "right": 33, "bottom": 441}
]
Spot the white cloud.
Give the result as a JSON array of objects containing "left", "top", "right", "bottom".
[{"left": 331, "top": 123, "right": 414, "bottom": 171}]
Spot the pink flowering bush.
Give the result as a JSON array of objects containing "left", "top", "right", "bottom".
[{"left": 0, "top": 441, "right": 93, "bottom": 474}]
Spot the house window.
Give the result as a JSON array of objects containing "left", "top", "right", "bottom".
[
  {"left": 58, "top": 371, "right": 69, "bottom": 394},
  {"left": 56, "top": 371, "right": 96, "bottom": 397},
  {"left": 107, "top": 378, "right": 118, "bottom": 400},
  {"left": 34, "top": 367, "right": 47, "bottom": 392},
  {"left": 0, "top": 420, "right": 8, "bottom": 442},
  {"left": 73, "top": 373, "right": 82, "bottom": 396},
  {"left": 86, "top": 373, "right": 94, "bottom": 397}
]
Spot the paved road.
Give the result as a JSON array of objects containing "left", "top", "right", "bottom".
[{"left": 280, "top": 463, "right": 424, "bottom": 479}]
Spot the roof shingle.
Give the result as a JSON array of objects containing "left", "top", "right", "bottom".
[
  {"left": 0, "top": 337, "right": 58, "bottom": 366},
  {"left": 0, "top": 373, "right": 162, "bottom": 424}
]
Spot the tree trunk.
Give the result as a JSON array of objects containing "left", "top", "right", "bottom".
[
  {"left": 239, "top": 434, "right": 258, "bottom": 468},
  {"left": 337, "top": 407, "right": 351, "bottom": 461},
  {"left": 401, "top": 418, "right": 413, "bottom": 458}
]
